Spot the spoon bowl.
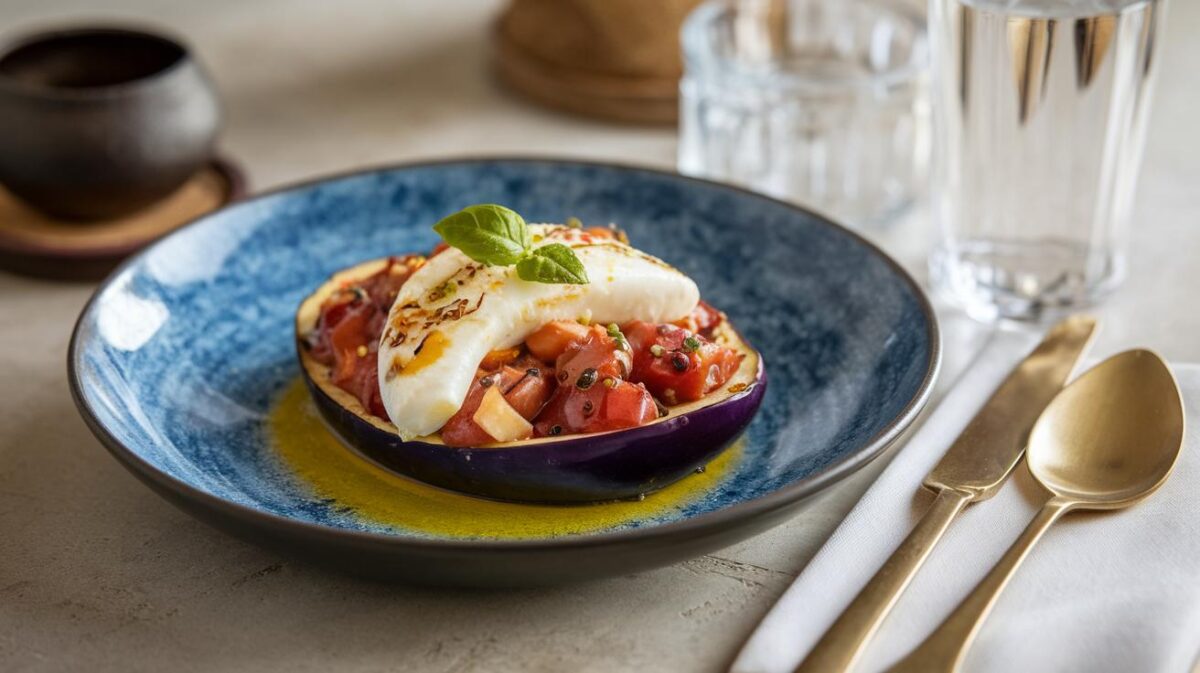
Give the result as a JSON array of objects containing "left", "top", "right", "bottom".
[
  {"left": 889, "top": 348, "right": 1186, "bottom": 672},
  {"left": 1028, "top": 349, "right": 1185, "bottom": 508}
]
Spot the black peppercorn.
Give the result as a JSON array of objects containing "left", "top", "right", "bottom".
[
  {"left": 479, "top": 375, "right": 495, "bottom": 388},
  {"left": 671, "top": 352, "right": 689, "bottom": 372},
  {"left": 548, "top": 425, "right": 563, "bottom": 436},
  {"left": 576, "top": 367, "right": 598, "bottom": 389}
]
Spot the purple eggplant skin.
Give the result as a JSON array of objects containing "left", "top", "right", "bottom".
[
  {"left": 294, "top": 258, "right": 767, "bottom": 504},
  {"left": 301, "top": 353, "right": 765, "bottom": 503}
]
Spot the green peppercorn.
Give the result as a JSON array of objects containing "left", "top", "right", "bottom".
[
  {"left": 683, "top": 335, "right": 701, "bottom": 352},
  {"left": 606, "top": 323, "right": 629, "bottom": 350}
]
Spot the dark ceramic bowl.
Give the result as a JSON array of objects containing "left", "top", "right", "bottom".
[
  {"left": 69, "top": 158, "right": 939, "bottom": 587},
  {"left": 0, "top": 27, "right": 221, "bottom": 220}
]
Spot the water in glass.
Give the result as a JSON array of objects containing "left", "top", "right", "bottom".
[{"left": 928, "top": 0, "right": 1165, "bottom": 321}]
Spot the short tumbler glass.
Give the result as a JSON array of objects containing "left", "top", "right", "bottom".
[{"left": 679, "top": 0, "right": 928, "bottom": 226}]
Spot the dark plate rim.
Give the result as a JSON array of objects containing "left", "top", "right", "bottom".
[{"left": 67, "top": 155, "right": 941, "bottom": 553}]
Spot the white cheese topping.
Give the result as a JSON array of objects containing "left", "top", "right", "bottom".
[{"left": 376, "top": 224, "right": 700, "bottom": 439}]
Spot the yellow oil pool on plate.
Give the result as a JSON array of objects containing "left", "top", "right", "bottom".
[{"left": 268, "top": 379, "right": 741, "bottom": 539}]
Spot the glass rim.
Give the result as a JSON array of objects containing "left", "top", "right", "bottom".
[
  {"left": 680, "top": 0, "right": 928, "bottom": 94},
  {"left": 957, "top": 0, "right": 1156, "bottom": 19}
]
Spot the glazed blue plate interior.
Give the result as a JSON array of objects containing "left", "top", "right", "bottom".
[{"left": 72, "top": 159, "right": 937, "bottom": 541}]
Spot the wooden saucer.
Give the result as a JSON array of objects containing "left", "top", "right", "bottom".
[
  {"left": 491, "top": 0, "right": 703, "bottom": 125},
  {"left": 0, "top": 158, "right": 245, "bottom": 281},
  {"left": 493, "top": 29, "right": 681, "bottom": 124}
]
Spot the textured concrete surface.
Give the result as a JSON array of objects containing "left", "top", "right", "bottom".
[{"left": 1, "top": 1, "right": 1198, "bottom": 671}]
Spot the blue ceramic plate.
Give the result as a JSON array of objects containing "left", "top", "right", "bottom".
[{"left": 70, "top": 158, "right": 939, "bottom": 586}]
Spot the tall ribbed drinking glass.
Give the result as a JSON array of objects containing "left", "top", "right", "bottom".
[{"left": 928, "top": 0, "right": 1166, "bottom": 321}]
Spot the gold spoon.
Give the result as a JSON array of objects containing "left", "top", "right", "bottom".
[{"left": 889, "top": 349, "right": 1186, "bottom": 673}]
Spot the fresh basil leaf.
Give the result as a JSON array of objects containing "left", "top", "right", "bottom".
[
  {"left": 515, "top": 243, "right": 590, "bottom": 285},
  {"left": 432, "top": 204, "right": 530, "bottom": 266}
]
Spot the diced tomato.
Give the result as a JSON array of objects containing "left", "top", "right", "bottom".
[
  {"left": 363, "top": 256, "right": 419, "bottom": 310},
  {"left": 532, "top": 327, "right": 658, "bottom": 436},
  {"left": 525, "top": 320, "right": 590, "bottom": 363},
  {"left": 601, "top": 382, "right": 660, "bottom": 426},
  {"left": 349, "top": 350, "right": 387, "bottom": 418},
  {"left": 584, "top": 226, "right": 617, "bottom": 240},
  {"left": 502, "top": 360, "right": 555, "bottom": 420},
  {"left": 672, "top": 300, "right": 724, "bottom": 337},
  {"left": 308, "top": 256, "right": 422, "bottom": 421},
  {"left": 325, "top": 302, "right": 372, "bottom": 384},
  {"left": 623, "top": 321, "right": 741, "bottom": 404},
  {"left": 579, "top": 225, "right": 632, "bottom": 245},
  {"left": 480, "top": 347, "right": 522, "bottom": 370},
  {"left": 439, "top": 356, "right": 554, "bottom": 446},
  {"left": 557, "top": 326, "right": 629, "bottom": 381}
]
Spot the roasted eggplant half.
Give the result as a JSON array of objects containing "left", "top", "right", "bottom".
[{"left": 296, "top": 258, "right": 766, "bottom": 503}]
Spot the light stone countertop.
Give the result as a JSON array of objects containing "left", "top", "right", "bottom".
[{"left": 2, "top": 1, "right": 1198, "bottom": 671}]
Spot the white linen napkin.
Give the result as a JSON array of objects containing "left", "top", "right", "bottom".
[{"left": 732, "top": 331, "right": 1200, "bottom": 673}]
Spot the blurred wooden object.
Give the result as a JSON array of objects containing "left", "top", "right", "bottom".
[
  {"left": 494, "top": 0, "right": 704, "bottom": 124},
  {"left": 0, "top": 158, "right": 244, "bottom": 280}
]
